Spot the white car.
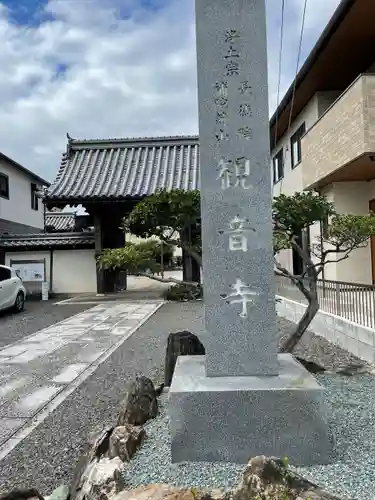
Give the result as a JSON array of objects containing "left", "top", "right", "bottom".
[{"left": 0, "top": 265, "right": 26, "bottom": 313}]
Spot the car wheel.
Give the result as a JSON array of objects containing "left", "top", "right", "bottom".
[{"left": 14, "top": 291, "right": 25, "bottom": 313}]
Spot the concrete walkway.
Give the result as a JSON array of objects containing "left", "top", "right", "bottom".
[{"left": 0, "top": 300, "right": 162, "bottom": 460}]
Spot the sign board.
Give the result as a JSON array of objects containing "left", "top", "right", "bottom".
[{"left": 10, "top": 260, "right": 45, "bottom": 282}]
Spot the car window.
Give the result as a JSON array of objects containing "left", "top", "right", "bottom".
[{"left": 0, "top": 267, "right": 11, "bottom": 282}]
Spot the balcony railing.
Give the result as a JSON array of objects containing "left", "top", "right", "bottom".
[{"left": 275, "top": 275, "right": 375, "bottom": 329}]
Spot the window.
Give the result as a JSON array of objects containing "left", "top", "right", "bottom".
[
  {"left": 272, "top": 149, "right": 284, "bottom": 184},
  {"left": 31, "top": 183, "right": 39, "bottom": 211},
  {"left": 0, "top": 266, "right": 11, "bottom": 282},
  {"left": 290, "top": 122, "right": 306, "bottom": 168},
  {"left": 0, "top": 173, "right": 9, "bottom": 199}
]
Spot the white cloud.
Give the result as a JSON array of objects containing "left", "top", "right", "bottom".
[{"left": 0, "top": 0, "right": 340, "bottom": 182}]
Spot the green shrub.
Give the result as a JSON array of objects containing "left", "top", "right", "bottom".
[
  {"left": 164, "top": 283, "right": 203, "bottom": 302},
  {"left": 136, "top": 240, "right": 174, "bottom": 266}
]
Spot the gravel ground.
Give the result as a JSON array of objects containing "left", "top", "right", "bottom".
[
  {"left": 0, "top": 301, "right": 203, "bottom": 495},
  {"left": 0, "top": 301, "right": 371, "bottom": 496},
  {"left": 0, "top": 299, "right": 95, "bottom": 348},
  {"left": 124, "top": 376, "right": 375, "bottom": 500}
]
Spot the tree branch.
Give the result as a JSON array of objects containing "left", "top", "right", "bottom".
[{"left": 135, "top": 272, "right": 199, "bottom": 286}]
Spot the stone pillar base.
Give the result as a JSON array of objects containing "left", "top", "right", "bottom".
[{"left": 169, "top": 354, "right": 334, "bottom": 465}]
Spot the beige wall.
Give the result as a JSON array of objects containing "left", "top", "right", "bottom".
[
  {"left": 317, "top": 182, "right": 373, "bottom": 284},
  {"left": 5, "top": 249, "right": 96, "bottom": 294},
  {"left": 301, "top": 75, "right": 375, "bottom": 189}
]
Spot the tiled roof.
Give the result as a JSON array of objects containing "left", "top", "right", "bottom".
[
  {"left": 45, "top": 212, "right": 76, "bottom": 232},
  {"left": 0, "top": 232, "right": 94, "bottom": 248},
  {"left": 45, "top": 135, "right": 200, "bottom": 202}
]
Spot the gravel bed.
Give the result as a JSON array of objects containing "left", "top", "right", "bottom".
[
  {"left": 123, "top": 394, "right": 244, "bottom": 490},
  {"left": 294, "top": 374, "right": 375, "bottom": 500},
  {"left": 124, "top": 375, "right": 375, "bottom": 500},
  {"left": 0, "top": 299, "right": 95, "bottom": 348},
  {"left": 0, "top": 302, "right": 202, "bottom": 495},
  {"left": 0, "top": 301, "right": 370, "bottom": 495}
]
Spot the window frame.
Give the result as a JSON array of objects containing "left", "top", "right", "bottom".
[
  {"left": 31, "top": 182, "right": 39, "bottom": 211},
  {"left": 0, "top": 173, "right": 9, "bottom": 200},
  {"left": 272, "top": 148, "right": 284, "bottom": 184},
  {"left": 0, "top": 266, "right": 11, "bottom": 282},
  {"left": 290, "top": 122, "right": 306, "bottom": 169}
]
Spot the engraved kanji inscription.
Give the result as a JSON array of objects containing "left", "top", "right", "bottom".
[
  {"left": 216, "top": 110, "right": 228, "bottom": 124},
  {"left": 224, "top": 45, "right": 240, "bottom": 59},
  {"left": 214, "top": 81, "right": 228, "bottom": 107},
  {"left": 225, "top": 60, "right": 240, "bottom": 76},
  {"left": 216, "top": 157, "right": 252, "bottom": 190},
  {"left": 239, "top": 103, "right": 252, "bottom": 117},
  {"left": 233, "top": 157, "right": 252, "bottom": 189},
  {"left": 220, "top": 279, "right": 259, "bottom": 318},
  {"left": 224, "top": 29, "right": 240, "bottom": 43},
  {"left": 218, "top": 216, "right": 256, "bottom": 252},
  {"left": 215, "top": 129, "right": 229, "bottom": 142},
  {"left": 238, "top": 81, "right": 252, "bottom": 94},
  {"left": 237, "top": 126, "right": 253, "bottom": 139}
]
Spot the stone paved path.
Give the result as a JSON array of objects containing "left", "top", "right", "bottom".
[{"left": 0, "top": 300, "right": 162, "bottom": 459}]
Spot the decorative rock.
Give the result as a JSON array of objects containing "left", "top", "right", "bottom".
[
  {"left": 117, "top": 376, "right": 158, "bottom": 426},
  {"left": 232, "top": 456, "right": 343, "bottom": 500},
  {"left": 70, "top": 425, "right": 114, "bottom": 500},
  {"left": 0, "top": 490, "right": 44, "bottom": 500},
  {"left": 108, "top": 425, "right": 145, "bottom": 462},
  {"left": 45, "top": 485, "right": 69, "bottom": 500},
  {"left": 114, "top": 485, "right": 200, "bottom": 500},
  {"left": 164, "top": 331, "right": 205, "bottom": 387}
]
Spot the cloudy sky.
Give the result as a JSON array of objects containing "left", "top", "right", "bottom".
[{"left": 0, "top": 0, "right": 340, "bottom": 182}]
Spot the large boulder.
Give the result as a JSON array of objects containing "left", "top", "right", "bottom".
[
  {"left": 164, "top": 331, "right": 205, "bottom": 387},
  {"left": 0, "top": 490, "right": 44, "bottom": 500},
  {"left": 232, "top": 456, "right": 344, "bottom": 500},
  {"left": 108, "top": 425, "right": 145, "bottom": 462},
  {"left": 70, "top": 425, "right": 125, "bottom": 500},
  {"left": 117, "top": 376, "right": 158, "bottom": 426}
]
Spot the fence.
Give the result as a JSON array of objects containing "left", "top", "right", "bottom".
[{"left": 275, "top": 275, "right": 375, "bottom": 329}]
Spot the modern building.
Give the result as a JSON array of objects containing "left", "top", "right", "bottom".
[
  {"left": 271, "top": 0, "right": 375, "bottom": 285},
  {"left": 0, "top": 151, "right": 49, "bottom": 235}
]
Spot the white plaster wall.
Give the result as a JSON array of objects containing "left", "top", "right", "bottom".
[
  {"left": 272, "top": 95, "right": 320, "bottom": 272},
  {"left": 5, "top": 249, "right": 96, "bottom": 294},
  {"left": 272, "top": 94, "right": 319, "bottom": 197},
  {"left": 0, "top": 158, "right": 45, "bottom": 229},
  {"left": 52, "top": 249, "right": 96, "bottom": 294}
]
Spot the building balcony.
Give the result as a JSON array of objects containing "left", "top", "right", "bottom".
[{"left": 301, "top": 74, "right": 375, "bottom": 190}]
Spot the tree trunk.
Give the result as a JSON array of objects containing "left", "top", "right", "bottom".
[
  {"left": 279, "top": 270, "right": 319, "bottom": 353},
  {"left": 280, "top": 294, "right": 319, "bottom": 353}
]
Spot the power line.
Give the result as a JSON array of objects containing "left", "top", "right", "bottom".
[
  {"left": 287, "top": 0, "right": 308, "bottom": 132},
  {"left": 277, "top": 0, "right": 308, "bottom": 193},
  {"left": 273, "top": 0, "right": 285, "bottom": 150}
]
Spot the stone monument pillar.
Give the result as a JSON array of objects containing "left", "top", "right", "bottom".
[{"left": 169, "top": 0, "right": 333, "bottom": 465}]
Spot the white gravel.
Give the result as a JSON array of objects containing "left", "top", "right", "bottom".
[{"left": 123, "top": 375, "right": 375, "bottom": 500}]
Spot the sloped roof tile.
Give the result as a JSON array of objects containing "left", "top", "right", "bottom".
[
  {"left": 0, "top": 232, "right": 94, "bottom": 248},
  {"left": 46, "top": 135, "right": 200, "bottom": 202},
  {"left": 45, "top": 212, "right": 76, "bottom": 232}
]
